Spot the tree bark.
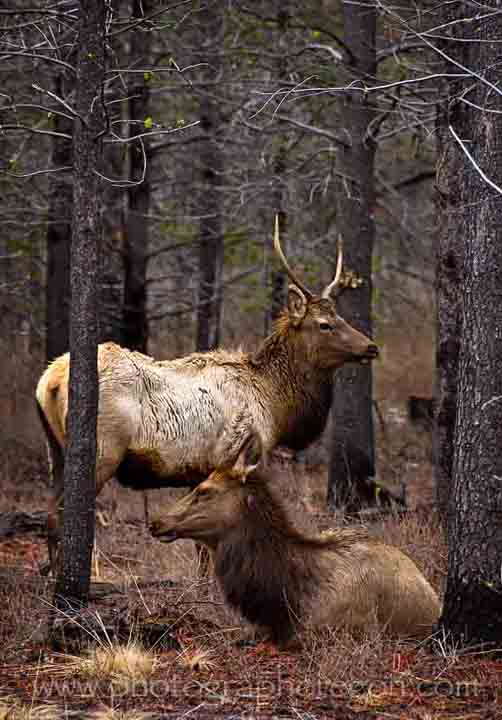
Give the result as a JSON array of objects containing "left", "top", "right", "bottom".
[
  {"left": 123, "top": 0, "right": 151, "bottom": 353},
  {"left": 433, "top": 6, "right": 465, "bottom": 528},
  {"left": 264, "top": 2, "right": 289, "bottom": 336},
  {"left": 196, "top": 1, "right": 224, "bottom": 352},
  {"left": 53, "top": 0, "right": 106, "bottom": 613},
  {"left": 440, "top": 4, "right": 502, "bottom": 646},
  {"left": 46, "top": 76, "right": 72, "bottom": 361},
  {"left": 328, "top": 2, "right": 377, "bottom": 512}
]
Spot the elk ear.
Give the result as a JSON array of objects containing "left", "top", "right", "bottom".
[
  {"left": 287, "top": 285, "right": 308, "bottom": 326},
  {"left": 235, "top": 432, "right": 262, "bottom": 483}
]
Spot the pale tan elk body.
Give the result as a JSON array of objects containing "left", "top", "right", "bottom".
[
  {"left": 151, "top": 462, "right": 440, "bottom": 646},
  {"left": 36, "top": 220, "right": 378, "bottom": 571}
]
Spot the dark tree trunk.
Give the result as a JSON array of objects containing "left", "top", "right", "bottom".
[
  {"left": 196, "top": 1, "right": 224, "bottom": 352},
  {"left": 123, "top": 0, "right": 151, "bottom": 354},
  {"left": 328, "top": 2, "right": 376, "bottom": 512},
  {"left": 433, "top": 7, "right": 465, "bottom": 529},
  {"left": 53, "top": 0, "right": 106, "bottom": 613},
  {"left": 46, "top": 75, "right": 72, "bottom": 361},
  {"left": 440, "top": 5, "right": 502, "bottom": 646},
  {"left": 270, "top": 207, "right": 287, "bottom": 327},
  {"left": 264, "top": 2, "right": 289, "bottom": 336}
]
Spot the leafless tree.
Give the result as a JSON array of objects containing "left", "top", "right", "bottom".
[
  {"left": 328, "top": 0, "right": 378, "bottom": 512},
  {"left": 123, "top": 0, "right": 152, "bottom": 353},
  {"left": 53, "top": 0, "right": 107, "bottom": 616},
  {"left": 436, "top": 1, "right": 502, "bottom": 646},
  {"left": 195, "top": 1, "right": 226, "bottom": 351}
]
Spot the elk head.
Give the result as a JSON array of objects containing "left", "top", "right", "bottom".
[
  {"left": 274, "top": 216, "right": 379, "bottom": 370},
  {"left": 150, "top": 437, "right": 260, "bottom": 548}
]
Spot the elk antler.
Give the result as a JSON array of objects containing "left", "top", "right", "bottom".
[
  {"left": 321, "top": 234, "right": 343, "bottom": 299},
  {"left": 273, "top": 215, "right": 313, "bottom": 298}
]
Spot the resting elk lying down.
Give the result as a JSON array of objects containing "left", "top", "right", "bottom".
[
  {"left": 36, "top": 218, "right": 378, "bottom": 573},
  {"left": 150, "top": 447, "right": 441, "bottom": 647}
]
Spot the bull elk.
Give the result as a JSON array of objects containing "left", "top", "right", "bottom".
[
  {"left": 36, "top": 219, "right": 378, "bottom": 573},
  {"left": 150, "top": 443, "right": 440, "bottom": 647}
]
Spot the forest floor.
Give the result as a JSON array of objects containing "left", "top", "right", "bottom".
[{"left": 1, "top": 408, "right": 502, "bottom": 719}]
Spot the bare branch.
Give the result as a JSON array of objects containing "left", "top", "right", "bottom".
[
  {"left": 110, "top": 0, "right": 194, "bottom": 37},
  {"left": 0, "top": 124, "right": 71, "bottom": 140},
  {"left": 304, "top": 43, "right": 343, "bottom": 62},
  {"left": 392, "top": 170, "right": 436, "bottom": 191},
  {"left": 31, "top": 83, "right": 81, "bottom": 120},
  {"left": 0, "top": 4, "right": 71, "bottom": 15},
  {"left": 449, "top": 124, "right": 502, "bottom": 197},
  {"left": 375, "top": 0, "right": 502, "bottom": 102},
  {"left": 273, "top": 113, "right": 350, "bottom": 147},
  {"left": 95, "top": 137, "right": 146, "bottom": 187},
  {"left": 1, "top": 166, "right": 71, "bottom": 178},
  {"left": 107, "top": 119, "right": 200, "bottom": 143},
  {"left": 0, "top": 52, "right": 75, "bottom": 72},
  {"left": 0, "top": 103, "right": 73, "bottom": 121},
  {"left": 376, "top": 40, "right": 426, "bottom": 63}
]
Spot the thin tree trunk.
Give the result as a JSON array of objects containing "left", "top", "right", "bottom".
[
  {"left": 53, "top": 0, "right": 106, "bottom": 614},
  {"left": 264, "top": 3, "right": 289, "bottom": 336},
  {"left": 46, "top": 77, "right": 72, "bottom": 361},
  {"left": 196, "top": 1, "right": 224, "bottom": 352},
  {"left": 123, "top": 0, "right": 150, "bottom": 353},
  {"left": 440, "top": 5, "right": 502, "bottom": 645},
  {"left": 328, "top": 2, "right": 376, "bottom": 512}
]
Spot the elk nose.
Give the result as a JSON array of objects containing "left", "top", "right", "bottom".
[
  {"left": 150, "top": 518, "right": 163, "bottom": 536},
  {"left": 367, "top": 343, "right": 379, "bottom": 358}
]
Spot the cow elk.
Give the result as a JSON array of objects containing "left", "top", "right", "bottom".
[
  {"left": 36, "top": 218, "right": 378, "bottom": 573},
  {"left": 150, "top": 443, "right": 440, "bottom": 647}
]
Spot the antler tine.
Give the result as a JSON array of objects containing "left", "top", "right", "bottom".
[
  {"left": 273, "top": 215, "right": 312, "bottom": 298},
  {"left": 321, "top": 234, "right": 343, "bottom": 299}
]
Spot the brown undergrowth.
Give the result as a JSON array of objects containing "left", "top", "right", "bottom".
[{"left": 1, "top": 340, "right": 500, "bottom": 717}]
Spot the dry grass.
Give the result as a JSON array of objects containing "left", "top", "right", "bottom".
[
  {"left": 0, "top": 697, "right": 155, "bottom": 720},
  {"left": 0, "top": 698, "right": 61, "bottom": 720},
  {"left": 88, "top": 710, "right": 156, "bottom": 720},
  {"left": 176, "top": 645, "right": 217, "bottom": 672},
  {"left": 5, "top": 324, "right": 499, "bottom": 717},
  {"left": 1, "top": 469, "right": 497, "bottom": 718},
  {"left": 64, "top": 643, "right": 159, "bottom": 681}
]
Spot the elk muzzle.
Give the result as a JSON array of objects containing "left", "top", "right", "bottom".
[
  {"left": 360, "top": 342, "right": 379, "bottom": 364},
  {"left": 150, "top": 516, "right": 178, "bottom": 543}
]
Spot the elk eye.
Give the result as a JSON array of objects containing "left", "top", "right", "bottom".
[{"left": 319, "top": 322, "right": 332, "bottom": 332}]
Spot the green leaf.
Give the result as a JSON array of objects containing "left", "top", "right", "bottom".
[
  {"left": 144, "top": 117, "right": 153, "bottom": 130},
  {"left": 311, "top": 30, "right": 321, "bottom": 40},
  {"left": 143, "top": 71, "right": 153, "bottom": 82}
]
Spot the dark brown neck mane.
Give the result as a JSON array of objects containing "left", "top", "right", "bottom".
[
  {"left": 250, "top": 315, "right": 334, "bottom": 451},
  {"left": 213, "top": 474, "right": 359, "bottom": 645}
]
